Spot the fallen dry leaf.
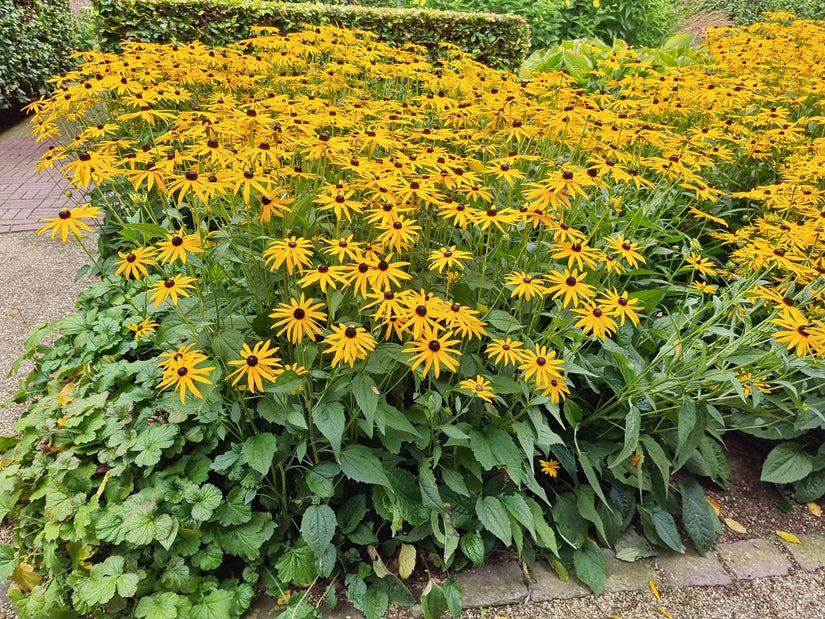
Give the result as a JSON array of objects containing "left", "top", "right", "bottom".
[
  {"left": 706, "top": 496, "right": 721, "bottom": 516},
  {"left": 724, "top": 517, "right": 749, "bottom": 534},
  {"left": 776, "top": 530, "right": 800, "bottom": 543},
  {"left": 807, "top": 502, "right": 822, "bottom": 518}
]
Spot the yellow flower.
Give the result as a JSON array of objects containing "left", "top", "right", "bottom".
[
  {"left": 403, "top": 327, "right": 461, "bottom": 379},
  {"left": 263, "top": 237, "right": 314, "bottom": 275},
  {"left": 539, "top": 459, "right": 560, "bottom": 477},
  {"left": 155, "top": 230, "right": 204, "bottom": 264},
  {"left": 519, "top": 345, "right": 564, "bottom": 388},
  {"left": 227, "top": 340, "right": 282, "bottom": 393},
  {"left": 114, "top": 246, "right": 157, "bottom": 280},
  {"left": 157, "top": 345, "right": 215, "bottom": 404},
  {"left": 125, "top": 317, "right": 159, "bottom": 340},
  {"left": 428, "top": 246, "right": 473, "bottom": 272},
  {"left": 573, "top": 303, "right": 618, "bottom": 339},
  {"left": 323, "top": 324, "right": 377, "bottom": 368},
  {"left": 486, "top": 338, "right": 526, "bottom": 366},
  {"left": 504, "top": 271, "right": 548, "bottom": 301},
  {"left": 149, "top": 274, "right": 197, "bottom": 306},
  {"left": 458, "top": 375, "right": 494, "bottom": 402},
  {"left": 269, "top": 294, "right": 327, "bottom": 344},
  {"left": 37, "top": 204, "right": 101, "bottom": 242}
]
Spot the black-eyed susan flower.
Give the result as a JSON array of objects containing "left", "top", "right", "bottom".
[
  {"left": 149, "top": 274, "right": 197, "bottom": 306},
  {"left": 297, "top": 264, "right": 347, "bottom": 293},
  {"left": 156, "top": 230, "right": 203, "bottom": 264},
  {"left": 401, "top": 290, "right": 448, "bottom": 339},
  {"left": 474, "top": 207, "right": 518, "bottom": 233},
  {"left": 125, "top": 317, "right": 159, "bottom": 340},
  {"left": 458, "top": 375, "right": 494, "bottom": 402},
  {"left": 541, "top": 376, "right": 570, "bottom": 403},
  {"left": 599, "top": 289, "right": 642, "bottom": 326},
  {"left": 323, "top": 324, "right": 377, "bottom": 368},
  {"left": 157, "top": 345, "right": 214, "bottom": 404},
  {"left": 403, "top": 327, "right": 461, "bottom": 379},
  {"left": 770, "top": 312, "right": 824, "bottom": 357},
  {"left": 552, "top": 239, "right": 602, "bottom": 270},
  {"left": 603, "top": 235, "right": 646, "bottom": 268},
  {"left": 368, "top": 256, "right": 411, "bottom": 291},
  {"left": 263, "top": 237, "right": 314, "bottom": 275},
  {"left": 376, "top": 217, "right": 421, "bottom": 252},
  {"left": 37, "top": 204, "right": 101, "bottom": 242},
  {"left": 504, "top": 271, "right": 548, "bottom": 301},
  {"left": 442, "top": 303, "right": 487, "bottom": 339},
  {"left": 545, "top": 269, "right": 597, "bottom": 308},
  {"left": 690, "top": 281, "right": 717, "bottom": 294},
  {"left": 574, "top": 303, "right": 618, "bottom": 339},
  {"left": 519, "top": 345, "right": 564, "bottom": 388},
  {"left": 428, "top": 246, "right": 473, "bottom": 272},
  {"left": 269, "top": 294, "right": 327, "bottom": 344},
  {"left": 322, "top": 235, "right": 363, "bottom": 262},
  {"left": 114, "top": 246, "right": 157, "bottom": 280},
  {"left": 227, "top": 340, "right": 282, "bottom": 393},
  {"left": 486, "top": 338, "right": 526, "bottom": 366},
  {"left": 685, "top": 252, "right": 719, "bottom": 277}
]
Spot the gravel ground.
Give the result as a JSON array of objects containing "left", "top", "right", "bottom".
[
  {"left": 0, "top": 231, "right": 90, "bottom": 619},
  {"left": 459, "top": 569, "right": 825, "bottom": 619}
]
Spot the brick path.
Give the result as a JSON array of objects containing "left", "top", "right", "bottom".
[{"left": 0, "top": 120, "right": 81, "bottom": 234}]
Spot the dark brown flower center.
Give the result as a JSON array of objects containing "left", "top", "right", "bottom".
[
  {"left": 358, "top": 263, "right": 369, "bottom": 273},
  {"left": 288, "top": 241, "right": 297, "bottom": 248},
  {"left": 126, "top": 253, "right": 137, "bottom": 263},
  {"left": 246, "top": 355, "right": 259, "bottom": 366},
  {"left": 428, "top": 340, "right": 440, "bottom": 352},
  {"left": 164, "top": 279, "right": 175, "bottom": 288},
  {"left": 562, "top": 171, "right": 574, "bottom": 180},
  {"left": 593, "top": 308, "right": 603, "bottom": 317},
  {"left": 318, "top": 264, "right": 329, "bottom": 273},
  {"left": 415, "top": 305, "right": 427, "bottom": 317},
  {"left": 393, "top": 221, "right": 403, "bottom": 230},
  {"left": 536, "top": 357, "right": 546, "bottom": 366},
  {"left": 185, "top": 170, "right": 198, "bottom": 181},
  {"left": 502, "top": 344, "right": 510, "bottom": 351},
  {"left": 523, "top": 277, "right": 532, "bottom": 284},
  {"left": 335, "top": 194, "right": 346, "bottom": 203},
  {"left": 171, "top": 236, "right": 183, "bottom": 246},
  {"left": 293, "top": 308, "right": 306, "bottom": 319},
  {"left": 443, "top": 250, "right": 453, "bottom": 258},
  {"left": 451, "top": 303, "right": 461, "bottom": 312},
  {"left": 618, "top": 297, "right": 628, "bottom": 306},
  {"left": 177, "top": 367, "right": 188, "bottom": 376},
  {"left": 58, "top": 209, "right": 71, "bottom": 220},
  {"left": 345, "top": 327, "right": 357, "bottom": 338},
  {"left": 565, "top": 276, "right": 577, "bottom": 286},
  {"left": 621, "top": 242, "right": 631, "bottom": 251}
]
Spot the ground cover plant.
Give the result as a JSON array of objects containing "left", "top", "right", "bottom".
[{"left": 2, "top": 14, "right": 825, "bottom": 618}]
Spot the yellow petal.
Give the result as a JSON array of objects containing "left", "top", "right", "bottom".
[
  {"left": 776, "top": 530, "right": 800, "bottom": 543},
  {"left": 706, "top": 496, "right": 721, "bottom": 516},
  {"left": 649, "top": 579, "right": 660, "bottom": 601},
  {"left": 807, "top": 502, "right": 821, "bottom": 518},
  {"left": 659, "top": 608, "right": 675, "bottom": 619},
  {"left": 724, "top": 518, "right": 749, "bottom": 534}
]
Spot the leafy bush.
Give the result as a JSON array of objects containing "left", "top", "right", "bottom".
[
  {"left": 5, "top": 15, "right": 825, "bottom": 618},
  {"left": 92, "top": 0, "right": 531, "bottom": 71},
  {"left": 288, "top": 0, "right": 678, "bottom": 49},
  {"left": 0, "top": 0, "right": 75, "bottom": 109}
]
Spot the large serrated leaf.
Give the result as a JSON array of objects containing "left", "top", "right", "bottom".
[
  {"left": 573, "top": 540, "right": 607, "bottom": 596},
  {"left": 475, "top": 496, "right": 512, "bottom": 546},
  {"left": 300, "top": 504, "right": 337, "bottom": 558},
  {"left": 241, "top": 433, "right": 277, "bottom": 475}
]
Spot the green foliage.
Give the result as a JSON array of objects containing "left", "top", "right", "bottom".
[
  {"left": 91, "top": 0, "right": 531, "bottom": 71},
  {"left": 0, "top": 0, "right": 75, "bottom": 108}
]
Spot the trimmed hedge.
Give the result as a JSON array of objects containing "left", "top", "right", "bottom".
[
  {"left": 0, "top": 0, "right": 75, "bottom": 109},
  {"left": 92, "top": 0, "right": 532, "bottom": 71}
]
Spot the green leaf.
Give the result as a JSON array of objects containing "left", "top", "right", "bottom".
[
  {"left": 352, "top": 373, "right": 380, "bottom": 428},
  {"left": 123, "top": 503, "right": 174, "bottom": 546},
  {"left": 676, "top": 397, "right": 697, "bottom": 459},
  {"left": 135, "top": 591, "right": 180, "bottom": 619},
  {"left": 552, "top": 493, "right": 586, "bottom": 549},
  {"left": 133, "top": 424, "right": 178, "bottom": 467},
  {"left": 443, "top": 578, "right": 462, "bottom": 618},
  {"left": 313, "top": 402, "right": 346, "bottom": 453},
  {"left": 573, "top": 540, "right": 607, "bottom": 596},
  {"left": 419, "top": 466, "right": 443, "bottom": 511},
  {"left": 214, "top": 487, "right": 252, "bottom": 526},
  {"left": 185, "top": 483, "right": 222, "bottom": 521},
  {"left": 795, "top": 470, "right": 825, "bottom": 502},
  {"left": 609, "top": 406, "right": 640, "bottom": 469},
  {"left": 475, "top": 496, "right": 511, "bottom": 546},
  {"left": 306, "top": 462, "right": 339, "bottom": 499},
  {"left": 0, "top": 544, "right": 15, "bottom": 581},
  {"left": 217, "top": 513, "right": 275, "bottom": 560},
  {"left": 761, "top": 442, "right": 814, "bottom": 484},
  {"left": 678, "top": 478, "right": 720, "bottom": 556},
  {"left": 485, "top": 309, "right": 523, "bottom": 331},
  {"left": 338, "top": 446, "right": 390, "bottom": 487},
  {"left": 301, "top": 504, "right": 337, "bottom": 558},
  {"left": 241, "top": 433, "right": 277, "bottom": 475},
  {"left": 420, "top": 580, "right": 448, "bottom": 619},
  {"left": 362, "top": 588, "right": 389, "bottom": 619},
  {"left": 276, "top": 543, "right": 317, "bottom": 585},
  {"left": 192, "top": 590, "right": 233, "bottom": 619},
  {"left": 460, "top": 531, "right": 485, "bottom": 565},
  {"left": 648, "top": 506, "right": 685, "bottom": 553}
]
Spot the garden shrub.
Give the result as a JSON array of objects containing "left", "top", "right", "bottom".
[
  {"left": 288, "top": 0, "right": 678, "bottom": 49},
  {"left": 0, "top": 0, "right": 75, "bottom": 109},
  {"left": 4, "top": 15, "right": 825, "bottom": 618},
  {"left": 92, "top": 0, "right": 531, "bottom": 71}
]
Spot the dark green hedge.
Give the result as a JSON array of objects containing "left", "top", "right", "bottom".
[
  {"left": 92, "top": 0, "right": 531, "bottom": 71},
  {"left": 0, "top": 0, "right": 75, "bottom": 109}
]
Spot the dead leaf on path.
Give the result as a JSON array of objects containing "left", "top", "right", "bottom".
[
  {"left": 706, "top": 496, "right": 721, "bottom": 516},
  {"left": 724, "top": 517, "right": 748, "bottom": 534},
  {"left": 807, "top": 502, "right": 822, "bottom": 517},
  {"left": 776, "top": 530, "right": 800, "bottom": 543}
]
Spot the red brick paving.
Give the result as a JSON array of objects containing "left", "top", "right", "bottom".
[{"left": 0, "top": 123, "right": 85, "bottom": 234}]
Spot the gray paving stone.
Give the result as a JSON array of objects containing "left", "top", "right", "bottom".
[
  {"left": 657, "top": 549, "right": 732, "bottom": 587},
  {"left": 602, "top": 549, "right": 659, "bottom": 593},
  {"left": 528, "top": 560, "right": 589, "bottom": 602},
  {"left": 456, "top": 560, "right": 528, "bottom": 608},
  {"left": 716, "top": 538, "right": 791, "bottom": 580},
  {"left": 782, "top": 534, "right": 825, "bottom": 571}
]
